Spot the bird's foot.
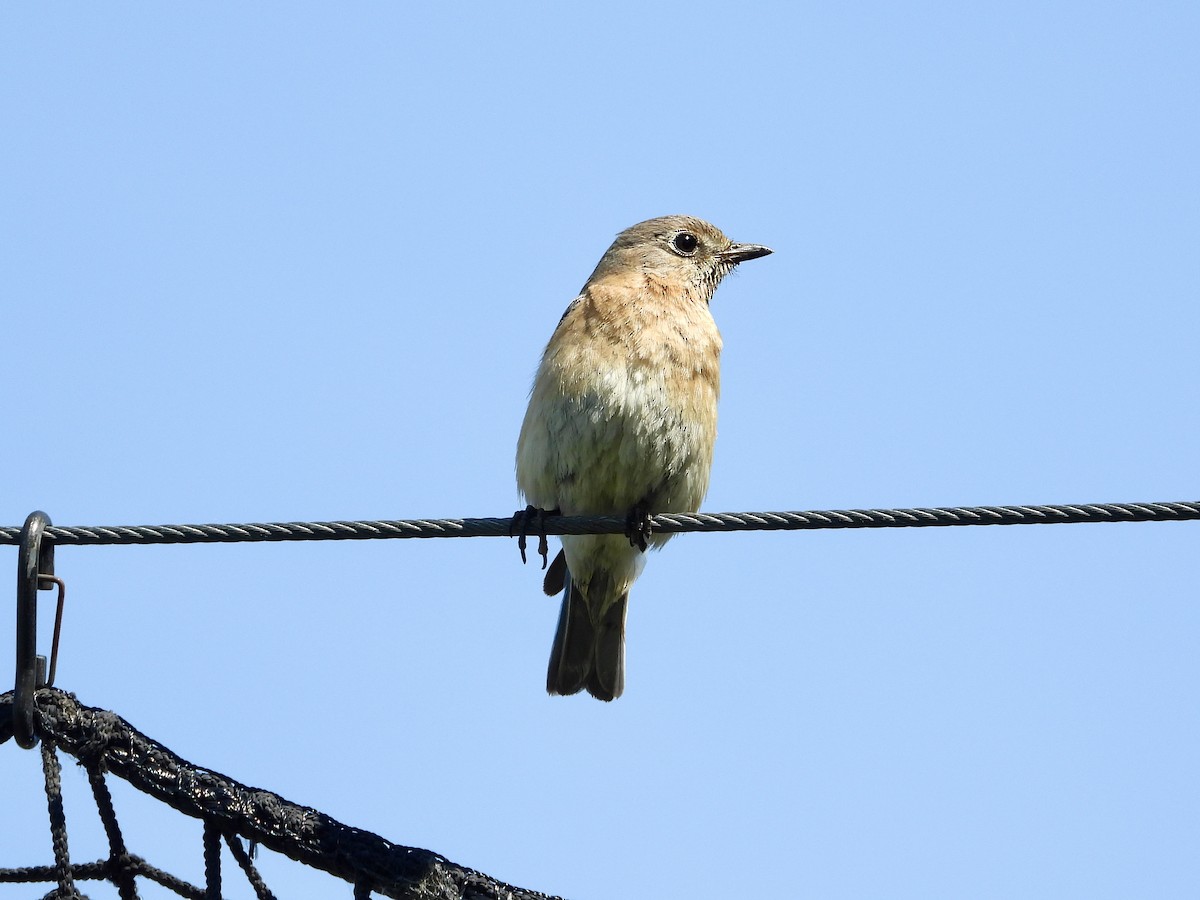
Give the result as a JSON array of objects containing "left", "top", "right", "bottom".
[
  {"left": 625, "top": 502, "right": 653, "bottom": 552},
  {"left": 510, "top": 505, "right": 557, "bottom": 569}
]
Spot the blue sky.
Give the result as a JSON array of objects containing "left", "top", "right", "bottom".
[{"left": 3, "top": 3, "right": 1198, "bottom": 898}]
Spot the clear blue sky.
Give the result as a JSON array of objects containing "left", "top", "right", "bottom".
[{"left": 3, "top": 4, "right": 1198, "bottom": 898}]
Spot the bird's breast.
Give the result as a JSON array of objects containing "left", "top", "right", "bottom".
[{"left": 516, "top": 283, "right": 722, "bottom": 517}]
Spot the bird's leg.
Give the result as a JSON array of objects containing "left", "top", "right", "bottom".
[
  {"left": 510, "top": 505, "right": 536, "bottom": 565},
  {"left": 625, "top": 501, "right": 654, "bottom": 552},
  {"left": 510, "top": 505, "right": 558, "bottom": 568}
]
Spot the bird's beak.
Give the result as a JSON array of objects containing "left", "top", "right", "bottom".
[{"left": 719, "top": 242, "right": 773, "bottom": 264}]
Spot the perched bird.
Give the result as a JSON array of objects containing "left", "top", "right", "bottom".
[{"left": 516, "top": 215, "right": 771, "bottom": 700}]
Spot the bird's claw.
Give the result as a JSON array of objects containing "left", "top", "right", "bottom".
[
  {"left": 625, "top": 503, "right": 653, "bottom": 552},
  {"left": 510, "top": 505, "right": 554, "bottom": 569}
]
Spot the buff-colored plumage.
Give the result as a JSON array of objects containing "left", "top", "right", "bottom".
[{"left": 516, "top": 215, "right": 771, "bottom": 700}]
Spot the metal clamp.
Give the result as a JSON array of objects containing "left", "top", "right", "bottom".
[{"left": 14, "top": 510, "right": 55, "bottom": 749}]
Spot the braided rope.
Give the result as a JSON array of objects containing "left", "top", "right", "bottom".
[
  {"left": 203, "top": 820, "right": 222, "bottom": 900},
  {"left": 2, "top": 689, "right": 563, "bottom": 900},
  {"left": 41, "top": 741, "right": 80, "bottom": 899},
  {"left": 224, "top": 831, "right": 277, "bottom": 900},
  {"left": 86, "top": 761, "right": 139, "bottom": 900}
]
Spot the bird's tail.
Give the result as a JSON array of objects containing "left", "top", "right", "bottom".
[{"left": 546, "top": 569, "right": 628, "bottom": 702}]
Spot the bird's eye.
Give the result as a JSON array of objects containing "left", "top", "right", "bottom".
[{"left": 671, "top": 232, "right": 699, "bottom": 255}]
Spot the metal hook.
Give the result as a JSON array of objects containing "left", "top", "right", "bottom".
[
  {"left": 14, "top": 510, "right": 55, "bottom": 749},
  {"left": 41, "top": 574, "right": 67, "bottom": 688}
]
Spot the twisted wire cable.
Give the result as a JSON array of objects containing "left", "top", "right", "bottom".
[{"left": 1, "top": 500, "right": 1196, "bottom": 547}]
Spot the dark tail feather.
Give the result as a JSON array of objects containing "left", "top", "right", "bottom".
[
  {"left": 543, "top": 549, "right": 567, "bottom": 596},
  {"left": 546, "top": 572, "right": 593, "bottom": 697},
  {"left": 586, "top": 590, "right": 627, "bottom": 701},
  {"left": 546, "top": 570, "right": 628, "bottom": 702}
]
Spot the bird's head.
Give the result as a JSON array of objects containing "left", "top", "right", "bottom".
[{"left": 586, "top": 215, "right": 772, "bottom": 302}]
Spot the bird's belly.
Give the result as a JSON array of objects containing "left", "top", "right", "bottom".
[{"left": 546, "top": 366, "right": 716, "bottom": 517}]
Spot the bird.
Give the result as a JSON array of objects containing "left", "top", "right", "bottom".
[{"left": 515, "top": 215, "right": 772, "bottom": 700}]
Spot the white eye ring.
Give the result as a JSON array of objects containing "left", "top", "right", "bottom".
[{"left": 670, "top": 231, "right": 699, "bottom": 256}]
